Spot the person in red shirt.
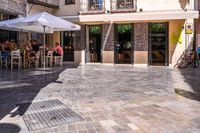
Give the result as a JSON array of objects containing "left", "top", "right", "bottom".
[{"left": 53, "top": 42, "right": 63, "bottom": 56}]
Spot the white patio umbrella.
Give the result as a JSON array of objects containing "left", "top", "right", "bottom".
[
  {"left": 0, "top": 12, "right": 81, "bottom": 68},
  {"left": 0, "top": 17, "right": 25, "bottom": 31},
  {"left": 0, "top": 12, "right": 80, "bottom": 32}
]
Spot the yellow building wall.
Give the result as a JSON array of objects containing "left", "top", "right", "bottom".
[
  {"left": 53, "top": 32, "right": 61, "bottom": 47},
  {"left": 169, "top": 19, "right": 194, "bottom": 66}
]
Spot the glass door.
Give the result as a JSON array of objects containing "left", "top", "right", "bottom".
[
  {"left": 63, "top": 31, "right": 74, "bottom": 61},
  {"left": 114, "top": 24, "right": 133, "bottom": 64},
  {"left": 88, "top": 25, "right": 102, "bottom": 63},
  {"left": 149, "top": 22, "right": 168, "bottom": 66}
]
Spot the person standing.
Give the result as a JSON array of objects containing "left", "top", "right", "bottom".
[{"left": 197, "top": 45, "right": 200, "bottom": 59}]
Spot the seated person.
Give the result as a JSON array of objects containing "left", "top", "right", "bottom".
[
  {"left": 53, "top": 42, "right": 63, "bottom": 56},
  {"left": 0, "top": 44, "right": 3, "bottom": 51},
  {"left": 30, "top": 39, "right": 39, "bottom": 53},
  {"left": 3, "top": 40, "right": 11, "bottom": 52},
  {"left": 9, "top": 39, "right": 17, "bottom": 50},
  {"left": 24, "top": 42, "right": 32, "bottom": 51}
]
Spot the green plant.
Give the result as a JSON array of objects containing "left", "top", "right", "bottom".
[
  {"left": 117, "top": 24, "right": 132, "bottom": 33},
  {"left": 89, "top": 26, "right": 101, "bottom": 34},
  {"left": 151, "top": 23, "right": 166, "bottom": 33}
]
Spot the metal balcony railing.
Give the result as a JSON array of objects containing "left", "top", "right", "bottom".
[
  {"left": 79, "top": 0, "right": 105, "bottom": 15},
  {"left": 111, "top": 0, "right": 137, "bottom": 13},
  {"left": 0, "top": 0, "right": 26, "bottom": 15},
  {"left": 88, "top": 0, "right": 103, "bottom": 11}
]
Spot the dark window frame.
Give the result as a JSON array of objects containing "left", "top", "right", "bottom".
[
  {"left": 65, "top": 0, "right": 75, "bottom": 5},
  {"left": 0, "top": 14, "right": 17, "bottom": 43},
  {"left": 117, "top": 0, "right": 134, "bottom": 9}
]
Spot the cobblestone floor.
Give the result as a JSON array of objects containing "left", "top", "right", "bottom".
[{"left": 0, "top": 63, "right": 200, "bottom": 133}]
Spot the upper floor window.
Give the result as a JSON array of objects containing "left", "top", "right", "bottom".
[
  {"left": 65, "top": 0, "right": 75, "bottom": 5},
  {"left": 89, "top": 0, "right": 103, "bottom": 10},
  {"left": 117, "top": 0, "right": 134, "bottom": 9}
]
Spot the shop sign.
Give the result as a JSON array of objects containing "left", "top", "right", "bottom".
[{"left": 185, "top": 23, "right": 193, "bottom": 34}]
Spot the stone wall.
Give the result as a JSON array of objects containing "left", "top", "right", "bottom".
[
  {"left": 134, "top": 23, "right": 148, "bottom": 51},
  {"left": 102, "top": 24, "right": 114, "bottom": 51},
  {"left": 74, "top": 25, "right": 86, "bottom": 51},
  {"left": 0, "top": 0, "right": 26, "bottom": 15}
]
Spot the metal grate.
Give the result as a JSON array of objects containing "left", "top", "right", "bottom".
[{"left": 17, "top": 99, "right": 83, "bottom": 131}]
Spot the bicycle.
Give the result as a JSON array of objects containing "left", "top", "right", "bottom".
[
  {"left": 191, "top": 51, "right": 199, "bottom": 68},
  {"left": 175, "top": 51, "right": 199, "bottom": 68}
]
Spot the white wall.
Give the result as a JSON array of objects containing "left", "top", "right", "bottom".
[
  {"left": 54, "top": 0, "right": 194, "bottom": 17},
  {"left": 137, "top": 0, "right": 191, "bottom": 12}
]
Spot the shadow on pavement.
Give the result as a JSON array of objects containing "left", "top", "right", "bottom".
[
  {"left": 175, "top": 88, "right": 200, "bottom": 102},
  {"left": 0, "top": 123, "right": 21, "bottom": 133},
  {"left": 0, "top": 63, "right": 79, "bottom": 122}
]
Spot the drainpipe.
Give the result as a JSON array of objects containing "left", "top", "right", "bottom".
[{"left": 193, "top": 19, "right": 196, "bottom": 51}]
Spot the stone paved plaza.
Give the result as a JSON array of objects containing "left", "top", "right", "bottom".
[{"left": 0, "top": 63, "right": 200, "bottom": 133}]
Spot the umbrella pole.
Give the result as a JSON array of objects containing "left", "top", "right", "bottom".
[
  {"left": 43, "top": 26, "right": 46, "bottom": 69},
  {"left": 18, "top": 29, "right": 22, "bottom": 49}
]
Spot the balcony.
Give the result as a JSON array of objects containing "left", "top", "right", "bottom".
[
  {"left": 111, "top": 0, "right": 137, "bottom": 13},
  {"left": 27, "top": 0, "right": 59, "bottom": 9},
  {"left": 79, "top": 0, "right": 105, "bottom": 15},
  {"left": 0, "top": 0, "right": 26, "bottom": 15}
]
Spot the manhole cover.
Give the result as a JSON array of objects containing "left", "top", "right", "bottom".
[{"left": 17, "top": 99, "right": 83, "bottom": 131}]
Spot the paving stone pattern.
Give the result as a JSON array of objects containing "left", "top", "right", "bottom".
[{"left": 0, "top": 63, "right": 200, "bottom": 133}]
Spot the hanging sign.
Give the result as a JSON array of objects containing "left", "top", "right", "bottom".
[{"left": 185, "top": 23, "right": 193, "bottom": 34}]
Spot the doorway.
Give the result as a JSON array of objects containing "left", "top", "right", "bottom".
[
  {"left": 87, "top": 25, "right": 102, "bottom": 63},
  {"left": 63, "top": 31, "right": 74, "bottom": 61},
  {"left": 149, "top": 22, "right": 168, "bottom": 66},
  {"left": 114, "top": 24, "right": 133, "bottom": 64}
]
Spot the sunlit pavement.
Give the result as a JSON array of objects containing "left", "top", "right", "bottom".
[{"left": 0, "top": 63, "right": 200, "bottom": 133}]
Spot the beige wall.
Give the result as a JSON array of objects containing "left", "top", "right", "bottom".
[
  {"left": 27, "top": 4, "right": 53, "bottom": 15},
  {"left": 137, "top": 0, "right": 190, "bottom": 12},
  {"left": 134, "top": 51, "right": 148, "bottom": 64},
  {"left": 55, "top": 0, "right": 194, "bottom": 17},
  {"left": 53, "top": 0, "right": 80, "bottom": 16},
  {"left": 74, "top": 50, "right": 86, "bottom": 64},
  {"left": 102, "top": 51, "right": 114, "bottom": 63}
]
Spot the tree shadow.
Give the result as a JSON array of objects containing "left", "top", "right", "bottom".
[
  {"left": 0, "top": 63, "right": 79, "bottom": 122},
  {"left": 0, "top": 123, "right": 21, "bottom": 133},
  {"left": 175, "top": 88, "right": 200, "bottom": 102}
]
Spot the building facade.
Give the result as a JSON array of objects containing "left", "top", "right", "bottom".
[
  {"left": 0, "top": 0, "right": 199, "bottom": 66},
  {"left": 53, "top": 0, "right": 198, "bottom": 66},
  {"left": 0, "top": 0, "right": 26, "bottom": 44}
]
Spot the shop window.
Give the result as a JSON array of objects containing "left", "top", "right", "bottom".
[
  {"left": 0, "top": 14, "right": 17, "bottom": 43},
  {"left": 65, "top": 0, "right": 75, "bottom": 5}
]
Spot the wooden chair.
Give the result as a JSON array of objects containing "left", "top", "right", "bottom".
[
  {"left": 90, "top": 53, "right": 97, "bottom": 62},
  {"left": 54, "top": 55, "right": 63, "bottom": 66},
  {"left": 28, "top": 52, "right": 39, "bottom": 68},
  {"left": 11, "top": 49, "right": 21, "bottom": 69},
  {"left": 45, "top": 51, "right": 53, "bottom": 67},
  {"left": 118, "top": 53, "right": 123, "bottom": 64}
]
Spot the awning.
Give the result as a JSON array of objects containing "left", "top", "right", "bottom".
[
  {"left": 61, "top": 10, "right": 199, "bottom": 23},
  {"left": 0, "top": 12, "right": 81, "bottom": 33}
]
